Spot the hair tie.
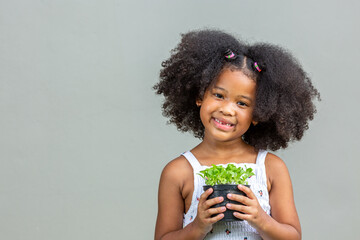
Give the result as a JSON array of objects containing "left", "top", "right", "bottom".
[
  {"left": 254, "top": 62, "right": 262, "bottom": 72},
  {"left": 224, "top": 49, "right": 237, "bottom": 60}
]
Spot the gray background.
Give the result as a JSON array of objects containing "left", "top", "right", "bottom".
[{"left": 1, "top": 0, "right": 359, "bottom": 239}]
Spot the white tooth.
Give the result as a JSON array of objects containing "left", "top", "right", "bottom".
[{"left": 215, "top": 118, "right": 233, "bottom": 126}]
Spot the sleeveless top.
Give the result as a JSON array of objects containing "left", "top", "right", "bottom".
[{"left": 182, "top": 150, "right": 271, "bottom": 240}]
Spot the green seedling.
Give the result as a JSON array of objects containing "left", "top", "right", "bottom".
[{"left": 197, "top": 164, "right": 255, "bottom": 186}]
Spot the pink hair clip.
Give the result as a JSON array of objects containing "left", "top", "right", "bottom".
[
  {"left": 225, "top": 49, "right": 237, "bottom": 59},
  {"left": 254, "top": 62, "right": 262, "bottom": 72}
]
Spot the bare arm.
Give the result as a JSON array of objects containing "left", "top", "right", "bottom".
[
  {"left": 154, "top": 157, "right": 225, "bottom": 240},
  {"left": 259, "top": 154, "right": 301, "bottom": 240},
  {"left": 154, "top": 158, "right": 204, "bottom": 240},
  {"left": 226, "top": 154, "right": 301, "bottom": 240}
]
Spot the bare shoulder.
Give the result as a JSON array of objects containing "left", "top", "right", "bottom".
[
  {"left": 160, "top": 155, "right": 193, "bottom": 186},
  {"left": 264, "top": 153, "right": 291, "bottom": 190},
  {"left": 265, "top": 152, "right": 287, "bottom": 167}
]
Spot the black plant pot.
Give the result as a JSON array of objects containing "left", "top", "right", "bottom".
[{"left": 203, "top": 184, "right": 249, "bottom": 222}]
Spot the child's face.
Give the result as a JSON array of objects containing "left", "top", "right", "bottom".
[{"left": 197, "top": 68, "right": 256, "bottom": 143}]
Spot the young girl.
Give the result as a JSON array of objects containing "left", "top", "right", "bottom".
[{"left": 153, "top": 29, "right": 320, "bottom": 240}]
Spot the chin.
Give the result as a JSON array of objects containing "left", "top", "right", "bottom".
[{"left": 207, "top": 132, "right": 243, "bottom": 143}]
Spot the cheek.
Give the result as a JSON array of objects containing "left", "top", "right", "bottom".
[
  {"left": 199, "top": 103, "right": 215, "bottom": 123},
  {"left": 199, "top": 107, "right": 208, "bottom": 123},
  {"left": 237, "top": 109, "right": 254, "bottom": 123}
]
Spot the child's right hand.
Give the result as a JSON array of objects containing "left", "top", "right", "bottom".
[{"left": 192, "top": 187, "right": 226, "bottom": 234}]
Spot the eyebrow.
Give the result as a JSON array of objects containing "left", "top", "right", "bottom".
[{"left": 213, "top": 86, "right": 253, "bottom": 102}]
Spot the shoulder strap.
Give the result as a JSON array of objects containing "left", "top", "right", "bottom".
[
  {"left": 181, "top": 151, "right": 202, "bottom": 170},
  {"left": 256, "top": 149, "right": 268, "bottom": 166},
  {"left": 254, "top": 149, "right": 268, "bottom": 186}
]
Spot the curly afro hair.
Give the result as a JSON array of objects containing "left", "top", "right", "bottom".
[{"left": 153, "top": 29, "right": 320, "bottom": 151}]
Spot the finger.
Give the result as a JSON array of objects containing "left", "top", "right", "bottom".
[
  {"left": 238, "top": 184, "right": 256, "bottom": 199},
  {"left": 226, "top": 203, "right": 250, "bottom": 214},
  {"left": 204, "top": 196, "right": 224, "bottom": 209},
  {"left": 198, "top": 188, "right": 213, "bottom": 212},
  {"left": 206, "top": 206, "right": 226, "bottom": 216},
  {"left": 227, "top": 193, "right": 251, "bottom": 206},
  {"left": 208, "top": 212, "right": 224, "bottom": 224},
  {"left": 199, "top": 187, "right": 213, "bottom": 203},
  {"left": 233, "top": 211, "right": 248, "bottom": 221}
]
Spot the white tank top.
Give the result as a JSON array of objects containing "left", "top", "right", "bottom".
[{"left": 182, "top": 150, "right": 271, "bottom": 240}]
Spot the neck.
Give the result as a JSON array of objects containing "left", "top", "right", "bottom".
[{"left": 197, "top": 135, "right": 252, "bottom": 159}]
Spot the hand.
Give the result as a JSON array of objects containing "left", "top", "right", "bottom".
[
  {"left": 193, "top": 187, "right": 226, "bottom": 234},
  {"left": 226, "top": 185, "right": 267, "bottom": 229}
]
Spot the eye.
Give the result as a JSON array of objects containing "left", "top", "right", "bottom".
[
  {"left": 214, "top": 93, "right": 224, "bottom": 99},
  {"left": 237, "top": 101, "right": 247, "bottom": 107}
]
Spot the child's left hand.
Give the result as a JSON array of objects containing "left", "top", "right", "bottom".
[{"left": 226, "top": 185, "right": 267, "bottom": 229}]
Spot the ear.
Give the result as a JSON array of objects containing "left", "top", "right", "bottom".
[
  {"left": 252, "top": 120, "right": 258, "bottom": 126},
  {"left": 196, "top": 99, "right": 202, "bottom": 107}
]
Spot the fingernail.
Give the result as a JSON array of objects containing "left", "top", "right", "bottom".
[
  {"left": 218, "top": 196, "right": 224, "bottom": 202},
  {"left": 221, "top": 207, "right": 226, "bottom": 211},
  {"left": 227, "top": 203, "right": 232, "bottom": 208},
  {"left": 227, "top": 193, "right": 232, "bottom": 198}
]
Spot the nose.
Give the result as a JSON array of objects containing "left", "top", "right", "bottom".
[{"left": 219, "top": 101, "right": 236, "bottom": 116}]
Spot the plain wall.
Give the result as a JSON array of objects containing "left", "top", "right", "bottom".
[{"left": 0, "top": 0, "right": 359, "bottom": 239}]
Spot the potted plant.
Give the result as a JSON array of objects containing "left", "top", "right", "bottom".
[{"left": 198, "top": 164, "right": 255, "bottom": 222}]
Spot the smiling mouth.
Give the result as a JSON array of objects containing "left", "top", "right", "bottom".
[{"left": 213, "top": 118, "right": 235, "bottom": 127}]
